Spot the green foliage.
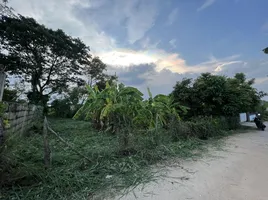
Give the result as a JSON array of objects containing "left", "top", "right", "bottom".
[
  {"left": 0, "top": 118, "right": 208, "bottom": 200},
  {"left": 85, "top": 57, "right": 118, "bottom": 89},
  {"left": 2, "top": 88, "right": 18, "bottom": 102},
  {"left": 263, "top": 47, "right": 268, "bottom": 54},
  {"left": 50, "top": 87, "right": 87, "bottom": 118},
  {"left": 0, "top": 102, "right": 9, "bottom": 129},
  {"left": 255, "top": 100, "right": 268, "bottom": 120},
  {"left": 0, "top": 15, "right": 109, "bottom": 109},
  {"left": 168, "top": 116, "right": 240, "bottom": 141},
  {"left": 50, "top": 99, "right": 72, "bottom": 118},
  {"left": 0, "top": 102, "right": 6, "bottom": 117},
  {"left": 0, "top": 0, "right": 15, "bottom": 18},
  {"left": 171, "top": 72, "right": 265, "bottom": 118},
  {"left": 2, "top": 85, "right": 26, "bottom": 103},
  {"left": 74, "top": 83, "right": 182, "bottom": 132}
]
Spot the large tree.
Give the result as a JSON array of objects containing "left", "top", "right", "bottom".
[
  {"left": 84, "top": 56, "right": 118, "bottom": 90},
  {"left": 0, "top": 15, "right": 92, "bottom": 108},
  {"left": 0, "top": 0, "right": 13, "bottom": 17},
  {"left": 171, "top": 73, "right": 265, "bottom": 117}
]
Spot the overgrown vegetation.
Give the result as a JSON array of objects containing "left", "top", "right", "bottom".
[
  {"left": 0, "top": 15, "right": 117, "bottom": 112},
  {"left": 172, "top": 73, "right": 265, "bottom": 118},
  {"left": 0, "top": 5, "right": 267, "bottom": 200},
  {"left": 0, "top": 117, "right": 241, "bottom": 200}
]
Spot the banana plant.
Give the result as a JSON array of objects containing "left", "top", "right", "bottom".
[
  {"left": 74, "top": 82, "right": 144, "bottom": 132},
  {"left": 135, "top": 88, "right": 184, "bottom": 130},
  {"left": 74, "top": 83, "right": 186, "bottom": 133}
]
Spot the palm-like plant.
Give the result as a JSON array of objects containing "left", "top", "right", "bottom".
[
  {"left": 74, "top": 83, "right": 186, "bottom": 133},
  {"left": 134, "top": 88, "right": 184, "bottom": 130},
  {"left": 74, "top": 82, "right": 144, "bottom": 132}
]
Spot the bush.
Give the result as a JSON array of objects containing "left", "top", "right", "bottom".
[
  {"left": 0, "top": 102, "right": 6, "bottom": 117},
  {"left": 49, "top": 99, "right": 81, "bottom": 118},
  {"left": 167, "top": 116, "right": 240, "bottom": 141}
]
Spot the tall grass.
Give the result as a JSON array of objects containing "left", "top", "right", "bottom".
[{"left": 0, "top": 117, "right": 241, "bottom": 200}]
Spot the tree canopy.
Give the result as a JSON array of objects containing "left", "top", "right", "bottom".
[
  {"left": 263, "top": 47, "right": 268, "bottom": 54},
  {"left": 171, "top": 72, "right": 265, "bottom": 118},
  {"left": 0, "top": 15, "right": 112, "bottom": 109}
]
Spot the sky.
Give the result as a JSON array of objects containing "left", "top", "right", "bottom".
[{"left": 7, "top": 0, "right": 268, "bottom": 98}]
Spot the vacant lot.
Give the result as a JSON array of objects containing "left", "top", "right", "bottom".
[
  {"left": 110, "top": 123, "right": 268, "bottom": 200},
  {"left": 0, "top": 119, "right": 255, "bottom": 200}
]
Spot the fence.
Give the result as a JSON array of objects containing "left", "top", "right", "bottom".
[
  {"left": 3, "top": 102, "right": 43, "bottom": 134},
  {"left": 0, "top": 72, "right": 6, "bottom": 101},
  {"left": 43, "top": 117, "right": 92, "bottom": 168}
]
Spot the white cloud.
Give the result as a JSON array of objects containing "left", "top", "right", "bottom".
[
  {"left": 169, "top": 39, "right": 177, "bottom": 49},
  {"left": 139, "top": 37, "right": 161, "bottom": 49},
  {"left": 99, "top": 49, "right": 242, "bottom": 75},
  {"left": 8, "top": 0, "right": 268, "bottom": 99},
  {"left": 197, "top": 0, "right": 216, "bottom": 11},
  {"left": 8, "top": 0, "right": 159, "bottom": 51},
  {"left": 124, "top": 0, "right": 158, "bottom": 44},
  {"left": 255, "top": 77, "right": 268, "bottom": 85},
  {"left": 167, "top": 8, "right": 178, "bottom": 26},
  {"left": 8, "top": 0, "right": 116, "bottom": 54}
]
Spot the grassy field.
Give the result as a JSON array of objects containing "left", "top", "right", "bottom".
[{"left": 0, "top": 118, "right": 251, "bottom": 200}]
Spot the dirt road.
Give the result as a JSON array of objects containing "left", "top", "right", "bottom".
[{"left": 111, "top": 123, "right": 268, "bottom": 200}]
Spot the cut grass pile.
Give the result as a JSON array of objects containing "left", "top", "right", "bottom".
[{"left": 0, "top": 118, "right": 251, "bottom": 200}]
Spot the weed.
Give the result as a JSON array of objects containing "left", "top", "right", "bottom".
[{"left": 0, "top": 118, "right": 245, "bottom": 199}]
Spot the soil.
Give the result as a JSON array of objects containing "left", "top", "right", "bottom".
[{"left": 109, "top": 122, "right": 268, "bottom": 200}]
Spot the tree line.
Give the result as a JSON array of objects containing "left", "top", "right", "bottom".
[{"left": 0, "top": 9, "right": 266, "bottom": 122}]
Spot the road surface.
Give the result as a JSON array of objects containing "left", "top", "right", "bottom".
[{"left": 110, "top": 123, "right": 268, "bottom": 200}]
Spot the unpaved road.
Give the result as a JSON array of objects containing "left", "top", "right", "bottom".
[{"left": 110, "top": 123, "right": 268, "bottom": 200}]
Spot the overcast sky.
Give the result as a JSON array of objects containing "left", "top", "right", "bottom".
[{"left": 8, "top": 0, "right": 268, "bottom": 98}]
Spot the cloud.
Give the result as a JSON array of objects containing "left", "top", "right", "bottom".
[
  {"left": 9, "top": 0, "right": 159, "bottom": 50},
  {"left": 124, "top": 0, "right": 159, "bottom": 44},
  {"left": 214, "top": 61, "right": 245, "bottom": 72},
  {"left": 255, "top": 77, "right": 268, "bottom": 85},
  {"left": 107, "top": 63, "right": 197, "bottom": 98},
  {"left": 7, "top": 0, "right": 268, "bottom": 99},
  {"left": 167, "top": 8, "right": 178, "bottom": 26},
  {"left": 212, "top": 59, "right": 268, "bottom": 99},
  {"left": 139, "top": 37, "right": 161, "bottom": 49},
  {"left": 169, "top": 39, "right": 177, "bottom": 49},
  {"left": 8, "top": 0, "right": 117, "bottom": 54},
  {"left": 107, "top": 57, "right": 268, "bottom": 99},
  {"left": 197, "top": 0, "right": 216, "bottom": 11},
  {"left": 108, "top": 64, "right": 155, "bottom": 86},
  {"left": 99, "top": 49, "right": 243, "bottom": 75},
  {"left": 10, "top": 0, "right": 233, "bottom": 77}
]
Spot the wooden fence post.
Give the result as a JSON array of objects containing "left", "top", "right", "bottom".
[
  {"left": 0, "top": 72, "right": 6, "bottom": 102},
  {"left": 43, "top": 117, "right": 51, "bottom": 169}
]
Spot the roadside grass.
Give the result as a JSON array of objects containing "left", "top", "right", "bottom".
[{"left": 0, "top": 118, "right": 252, "bottom": 200}]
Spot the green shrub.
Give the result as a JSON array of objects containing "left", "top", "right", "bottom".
[
  {"left": 0, "top": 102, "right": 6, "bottom": 117},
  {"left": 50, "top": 99, "right": 81, "bottom": 118},
  {"left": 222, "top": 116, "right": 241, "bottom": 130},
  {"left": 167, "top": 116, "right": 240, "bottom": 140},
  {"left": 167, "top": 119, "right": 192, "bottom": 140}
]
